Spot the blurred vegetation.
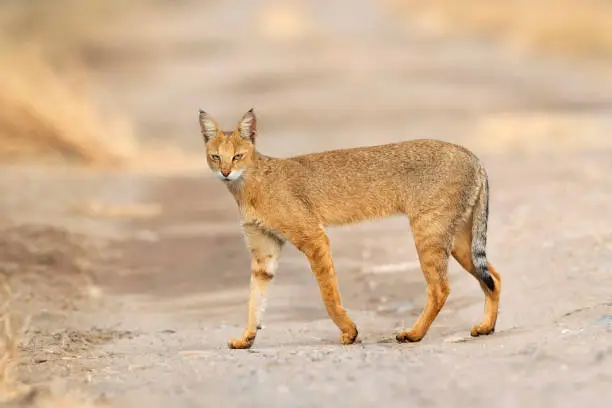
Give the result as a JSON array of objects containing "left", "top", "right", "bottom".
[
  {"left": 0, "top": 0, "right": 139, "bottom": 166},
  {"left": 393, "top": 0, "right": 612, "bottom": 59}
]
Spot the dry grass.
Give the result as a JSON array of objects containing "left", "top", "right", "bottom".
[
  {"left": 391, "top": 0, "right": 612, "bottom": 60},
  {"left": 0, "top": 287, "right": 31, "bottom": 403},
  {"left": 0, "top": 52, "right": 136, "bottom": 166},
  {"left": 1, "top": 286, "right": 111, "bottom": 407},
  {"left": 0, "top": 223, "right": 116, "bottom": 406},
  {"left": 0, "top": 0, "right": 139, "bottom": 166}
]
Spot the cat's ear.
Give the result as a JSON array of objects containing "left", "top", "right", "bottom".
[
  {"left": 238, "top": 108, "right": 256, "bottom": 142},
  {"left": 199, "top": 110, "right": 219, "bottom": 142}
]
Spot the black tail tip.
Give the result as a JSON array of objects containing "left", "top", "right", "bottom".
[{"left": 483, "top": 275, "right": 495, "bottom": 291}]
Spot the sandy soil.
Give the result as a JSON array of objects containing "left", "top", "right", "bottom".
[{"left": 2, "top": 1, "right": 612, "bottom": 407}]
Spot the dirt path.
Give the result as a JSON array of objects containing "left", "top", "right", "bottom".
[
  {"left": 4, "top": 1, "right": 612, "bottom": 407},
  {"left": 80, "top": 155, "right": 612, "bottom": 408}
]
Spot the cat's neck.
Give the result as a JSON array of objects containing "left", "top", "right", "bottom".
[{"left": 225, "top": 149, "right": 269, "bottom": 198}]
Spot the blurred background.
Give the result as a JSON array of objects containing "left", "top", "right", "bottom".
[
  {"left": 1, "top": 0, "right": 612, "bottom": 167},
  {"left": 1, "top": 1, "right": 612, "bottom": 407}
]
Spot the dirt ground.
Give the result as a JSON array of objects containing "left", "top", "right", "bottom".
[{"left": 2, "top": 1, "right": 612, "bottom": 407}]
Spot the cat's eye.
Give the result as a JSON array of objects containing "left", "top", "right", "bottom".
[
  {"left": 232, "top": 154, "right": 243, "bottom": 161},
  {"left": 210, "top": 154, "right": 220, "bottom": 161}
]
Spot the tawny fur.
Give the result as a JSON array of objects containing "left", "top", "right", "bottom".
[{"left": 198, "top": 109, "right": 501, "bottom": 349}]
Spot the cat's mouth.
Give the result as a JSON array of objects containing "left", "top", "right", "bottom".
[{"left": 217, "top": 169, "right": 245, "bottom": 182}]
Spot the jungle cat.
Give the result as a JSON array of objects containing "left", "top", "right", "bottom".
[{"left": 198, "top": 109, "right": 501, "bottom": 349}]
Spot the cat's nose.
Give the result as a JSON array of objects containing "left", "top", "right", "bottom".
[{"left": 221, "top": 169, "right": 231, "bottom": 177}]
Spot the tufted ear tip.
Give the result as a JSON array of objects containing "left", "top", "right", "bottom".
[
  {"left": 238, "top": 109, "right": 257, "bottom": 142},
  {"left": 199, "top": 110, "right": 218, "bottom": 142}
]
